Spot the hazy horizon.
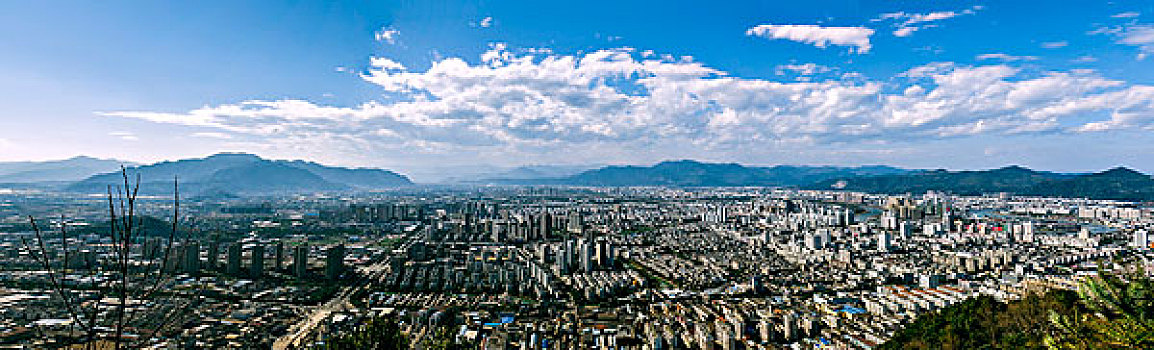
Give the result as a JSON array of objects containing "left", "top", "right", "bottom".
[{"left": 4, "top": 151, "right": 1150, "bottom": 184}]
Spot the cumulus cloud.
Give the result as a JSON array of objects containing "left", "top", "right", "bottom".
[
  {"left": 375, "top": 27, "right": 399, "bottom": 44},
  {"left": 876, "top": 6, "right": 981, "bottom": 37},
  {"left": 479, "top": 17, "right": 493, "bottom": 28},
  {"left": 101, "top": 45, "right": 1154, "bottom": 166},
  {"left": 746, "top": 24, "right": 874, "bottom": 53}
]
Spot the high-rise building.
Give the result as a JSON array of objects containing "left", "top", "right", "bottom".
[
  {"left": 1134, "top": 229, "right": 1149, "bottom": 249},
  {"left": 326, "top": 244, "right": 345, "bottom": 280},
  {"left": 783, "top": 312, "right": 799, "bottom": 341},
  {"left": 227, "top": 243, "right": 242, "bottom": 276},
  {"left": 878, "top": 231, "right": 892, "bottom": 252},
  {"left": 555, "top": 244, "right": 569, "bottom": 274},
  {"left": 206, "top": 241, "right": 219, "bottom": 270},
  {"left": 250, "top": 244, "right": 264, "bottom": 278},
  {"left": 805, "top": 232, "right": 823, "bottom": 250},
  {"left": 881, "top": 211, "right": 899, "bottom": 229},
  {"left": 183, "top": 240, "right": 200, "bottom": 274},
  {"left": 293, "top": 244, "right": 308, "bottom": 278},
  {"left": 538, "top": 212, "right": 552, "bottom": 239},
  {"left": 567, "top": 211, "right": 583, "bottom": 235},
  {"left": 273, "top": 240, "right": 284, "bottom": 271},
  {"left": 595, "top": 237, "right": 611, "bottom": 269},
  {"left": 580, "top": 239, "right": 594, "bottom": 272}
]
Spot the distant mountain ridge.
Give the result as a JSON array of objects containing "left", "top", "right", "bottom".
[
  {"left": 512, "top": 160, "right": 911, "bottom": 187},
  {"left": 812, "top": 165, "right": 1154, "bottom": 201},
  {"left": 67, "top": 153, "right": 411, "bottom": 195},
  {"left": 501, "top": 160, "right": 1154, "bottom": 200},
  {"left": 474, "top": 165, "right": 596, "bottom": 183},
  {"left": 0, "top": 156, "right": 135, "bottom": 183},
  {"left": 42, "top": 154, "right": 1154, "bottom": 200}
]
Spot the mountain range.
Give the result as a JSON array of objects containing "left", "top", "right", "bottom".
[
  {"left": 5, "top": 154, "right": 1152, "bottom": 201},
  {"left": 66, "top": 153, "right": 412, "bottom": 195},
  {"left": 0, "top": 156, "right": 135, "bottom": 183},
  {"left": 811, "top": 165, "right": 1154, "bottom": 201},
  {"left": 502, "top": 160, "right": 1154, "bottom": 201},
  {"left": 501, "top": 160, "right": 910, "bottom": 187}
]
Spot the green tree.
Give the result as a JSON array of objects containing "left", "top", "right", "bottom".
[
  {"left": 880, "top": 290, "right": 1083, "bottom": 349},
  {"left": 322, "top": 316, "right": 408, "bottom": 350},
  {"left": 421, "top": 326, "right": 466, "bottom": 350},
  {"left": 1048, "top": 265, "right": 1154, "bottom": 349}
]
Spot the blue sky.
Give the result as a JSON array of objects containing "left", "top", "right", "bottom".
[{"left": 2, "top": 0, "right": 1154, "bottom": 180}]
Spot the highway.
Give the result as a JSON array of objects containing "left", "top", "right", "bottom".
[{"left": 272, "top": 237, "right": 414, "bottom": 350}]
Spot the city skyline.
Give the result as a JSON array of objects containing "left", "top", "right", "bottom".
[{"left": 3, "top": 1, "right": 1154, "bottom": 176}]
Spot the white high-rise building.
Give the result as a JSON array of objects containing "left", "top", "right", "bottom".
[
  {"left": 805, "top": 232, "right": 823, "bottom": 250},
  {"left": 878, "top": 231, "right": 892, "bottom": 252},
  {"left": 1134, "top": 229, "right": 1149, "bottom": 249},
  {"left": 1022, "top": 221, "right": 1036, "bottom": 242}
]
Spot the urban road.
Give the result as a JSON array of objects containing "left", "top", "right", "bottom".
[{"left": 273, "top": 237, "right": 415, "bottom": 350}]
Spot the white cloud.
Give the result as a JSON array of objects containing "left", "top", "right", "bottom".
[
  {"left": 1041, "top": 41, "right": 1069, "bottom": 49},
  {"left": 479, "top": 17, "right": 493, "bottom": 28},
  {"left": 1118, "top": 25, "right": 1154, "bottom": 49},
  {"left": 1073, "top": 55, "right": 1098, "bottom": 63},
  {"left": 775, "top": 63, "right": 833, "bottom": 76},
  {"left": 876, "top": 6, "right": 981, "bottom": 37},
  {"left": 101, "top": 45, "right": 1154, "bottom": 167},
  {"left": 370, "top": 57, "right": 406, "bottom": 71},
  {"left": 892, "top": 27, "right": 920, "bottom": 37},
  {"left": 109, "top": 131, "right": 139, "bottom": 141},
  {"left": 1092, "top": 23, "right": 1154, "bottom": 58},
  {"left": 1113, "top": 12, "right": 1140, "bottom": 19},
  {"left": 191, "top": 132, "right": 232, "bottom": 139},
  {"left": 746, "top": 24, "right": 874, "bottom": 53},
  {"left": 375, "top": 27, "right": 399, "bottom": 44},
  {"left": 976, "top": 53, "right": 1039, "bottom": 62}
]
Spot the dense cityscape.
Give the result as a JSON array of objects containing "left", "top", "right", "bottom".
[
  {"left": 5, "top": 0, "right": 1154, "bottom": 348},
  {"left": 0, "top": 182, "right": 1149, "bottom": 348}
]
